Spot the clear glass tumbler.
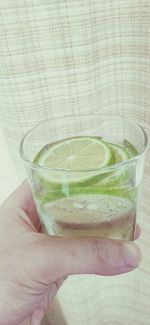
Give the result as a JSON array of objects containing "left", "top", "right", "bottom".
[{"left": 20, "top": 115, "right": 148, "bottom": 241}]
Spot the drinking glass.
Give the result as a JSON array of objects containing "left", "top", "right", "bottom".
[{"left": 20, "top": 115, "right": 148, "bottom": 241}]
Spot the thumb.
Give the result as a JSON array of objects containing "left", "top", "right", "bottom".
[{"left": 31, "top": 234, "right": 141, "bottom": 280}]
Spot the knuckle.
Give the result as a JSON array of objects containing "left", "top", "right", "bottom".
[{"left": 92, "top": 238, "right": 106, "bottom": 266}]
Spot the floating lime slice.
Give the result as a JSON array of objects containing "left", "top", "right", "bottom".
[
  {"left": 123, "top": 139, "right": 138, "bottom": 158},
  {"left": 109, "top": 143, "right": 129, "bottom": 163},
  {"left": 95, "top": 142, "right": 129, "bottom": 187},
  {"left": 34, "top": 136, "right": 112, "bottom": 184},
  {"left": 33, "top": 137, "right": 138, "bottom": 204},
  {"left": 99, "top": 140, "right": 138, "bottom": 187}
]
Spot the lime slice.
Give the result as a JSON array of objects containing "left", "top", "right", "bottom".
[
  {"left": 34, "top": 136, "right": 112, "bottom": 184},
  {"left": 33, "top": 137, "right": 138, "bottom": 206},
  {"left": 38, "top": 192, "right": 136, "bottom": 239},
  {"left": 123, "top": 139, "right": 138, "bottom": 158},
  {"left": 97, "top": 140, "right": 138, "bottom": 189},
  {"left": 42, "top": 194, "right": 134, "bottom": 225},
  {"left": 109, "top": 143, "right": 129, "bottom": 164},
  {"left": 95, "top": 142, "right": 129, "bottom": 187}
]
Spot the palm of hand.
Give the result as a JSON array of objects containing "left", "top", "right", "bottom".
[
  {"left": 0, "top": 182, "right": 141, "bottom": 325},
  {"left": 0, "top": 182, "right": 65, "bottom": 325}
]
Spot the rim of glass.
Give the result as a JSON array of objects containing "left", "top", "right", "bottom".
[{"left": 20, "top": 114, "right": 148, "bottom": 173}]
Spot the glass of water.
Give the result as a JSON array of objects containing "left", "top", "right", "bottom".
[{"left": 20, "top": 115, "right": 148, "bottom": 241}]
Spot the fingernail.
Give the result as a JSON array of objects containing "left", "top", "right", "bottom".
[{"left": 123, "top": 243, "right": 141, "bottom": 269}]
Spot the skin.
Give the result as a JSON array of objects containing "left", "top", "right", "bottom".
[{"left": 0, "top": 181, "right": 141, "bottom": 325}]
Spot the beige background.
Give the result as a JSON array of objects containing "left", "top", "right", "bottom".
[{"left": 0, "top": 1, "right": 150, "bottom": 324}]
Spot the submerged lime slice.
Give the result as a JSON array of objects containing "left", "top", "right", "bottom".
[
  {"left": 42, "top": 194, "right": 134, "bottom": 225},
  {"left": 34, "top": 136, "right": 112, "bottom": 184}
]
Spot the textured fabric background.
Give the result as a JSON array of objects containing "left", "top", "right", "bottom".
[{"left": 0, "top": 1, "right": 150, "bottom": 324}]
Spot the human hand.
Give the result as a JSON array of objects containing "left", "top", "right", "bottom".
[{"left": 0, "top": 181, "right": 141, "bottom": 325}]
